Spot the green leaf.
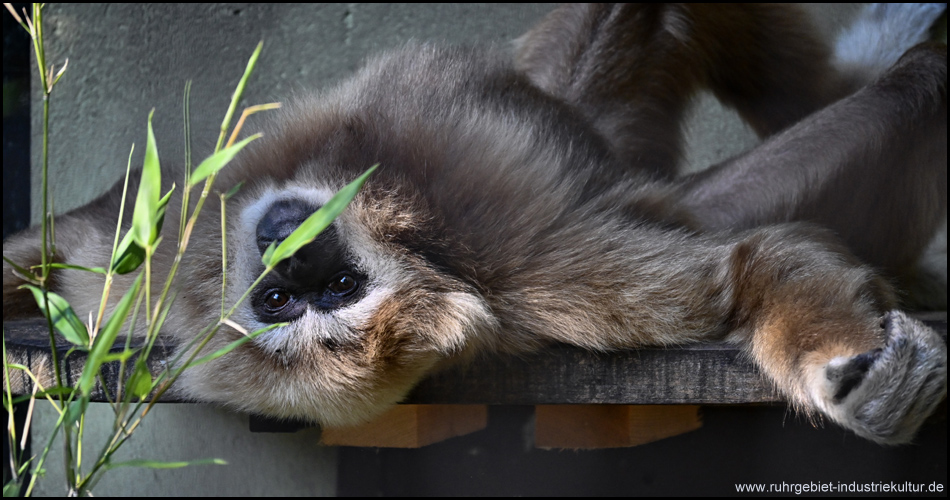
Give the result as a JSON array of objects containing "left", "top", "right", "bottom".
[
  {"left": 185, "top": 323, "right": 283, "bottom": 369},
  {"left": 79, "top": 274, "right": 142, "bottom": 395},
  {"left": 217, "top": 41, "right": 264, "bottom": 150},
  {"left": 99, "top": 350, "right": 137, "bottom": 364},
  {"left": 2, "top": 256, "right": 35, "bottom": 281},
  {"left": 111, "top": 230, "right": 146, "bottom": 274},
  {"left": 158, "top": 185, "right": 175, "bottom": 210},
  {"left": 260, "top": 241, "right": 277, "bottom": 268},
  {"left": 112, "top": 184, "right": 173, "bottom": 273},
  {"left": 22, "top": 285, "right": 89, "bottom": 347},
  {"left": 131, "top": 110, "right": 162, "bottom": 247},
  {"left": 223, "top": 181, "right": 245, "bottom": 200},
  {"left": 4, "top": 479, "right": 23, "bottom": 498},
  {"left": 190, "top": 134, "right": 261, "bottom": 186},
  {"left": 48, "top": 263, "right": 108, "bottom": 274},
  {"left": 150, "top": 185, "right": 175, "bottom": 248},
  {"left": 64, "top": 396, "right": 89, "bottom": 426},
  {"left": 126, "top": 359, "right": 153, "bottom": 400},
  {"left": 8, "top": 386, "right": 75, "bottom": 405},
  {"left": 263, "top": 165, "right": 377, "bottom": 267},
  {"left": 103, "top": 458, "right": 226, "bottom": 471}
]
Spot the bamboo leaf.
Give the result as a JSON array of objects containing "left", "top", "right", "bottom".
[
  {"left": 223, "top": 181, "right": 245, "bottom": 200},
  {"left": 99, "top": 350, "right": 137, "bottom": 364},
  {"left": 64, "top": 396, "right": 89, "bottom": 426},
  {"left": 111, "top": 230, "right": 146, "bottom": 274},
  {"left": 79, "top": 274, "right": 142, "bottom": 395},
  {"left": 126, "top": 359, "right": 152, "bottom": 400},
  {"left": 4, "top": 479, "right": 23, "bottom": 498},
  {"left": 190, "top": 134, "right": 261, "bottom": 186},
  {"left": 260, "top": 241, "right": 277, "bottom": 268},
  {"left": 150, "top": 185, "right": 175, "bottom": 248},
  {"left": 217, "top": 41, "right": 264, "bottom": 150},
  {"left": 157, "top": 185, "right": 175, "bottom": 211},
  {"left": 131, "top": 110, "right": 162, "bottom": 247},
  {"left": 9, "top": 386, "right": 74, "bottom": 405},
  {"left": 103, "top": 458, "right": 226, "bottom": 471},
  {"left": 48, "top": 263, "right": 107, "bottom": 274},
  {"left": 185, "top": 323, "right": 283, "bottom": 370},
  {"left": 22, "top": 285, "right": 89, "bottom": 347},
  {"left": 263, "top": 165, "right": 377, "bottom": 267},
  {"left": 2, "top": 256, "right": 35, "bottom": 281}
]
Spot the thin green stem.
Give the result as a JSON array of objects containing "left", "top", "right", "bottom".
[
  {"left": 63, "top": 420, "right": 76, "bottom": 492},
  {"left": 77, "top": 413, "right": 86, "bottom": 484},
  {"left": 179, "top": 80, "right": 192, "bottom": 247},
  {"left": 220, "top": 194, "right": 228, "bottom": 318},
  {"left": 3, "top": 336, "right": 21, "bottom": 485},
  {"left": 23, "top": 411, "right": 64, "bottom": 497},
  {"left": 29, "top": 5, "right": 73, "bottom": 489}
]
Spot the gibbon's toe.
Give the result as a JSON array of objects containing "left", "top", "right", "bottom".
[
  {"left": 822, "top": 311, "right": 947, "bottom": 445},
  {"left": 825, "top": 348, "right": 882, "bottom": 403}
]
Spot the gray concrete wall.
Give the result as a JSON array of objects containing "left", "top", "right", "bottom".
[
  {"left": 23, "top": 3, "right": 946, "bottom": 496},
  {"left": 31, "top": 4, "right": 557, "bottom": 219},
  {"left": 31, "top": 404, "right": 334, "bottom": 496},
  {"left": 30, "top": 4, "right": 558, "bottom": 497}
]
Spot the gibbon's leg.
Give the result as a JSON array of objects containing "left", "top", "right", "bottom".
[
  {"left": 3, "top": 172, "right": 211, "bottom": 329},
  {"left": 677, "top": 42, "right": 948, "bottom": 281},
  {"left": 516, "top": 212, "right": 945, "bottom": 443},
  {"left": 2, "top": 176, "right": 139, "bottom": 320},
  {"left": 710, "top": 224, "right": 946, "bottom": 445},
  {"left": 515, "top": 3, "right": 847, "bottom": 181}
]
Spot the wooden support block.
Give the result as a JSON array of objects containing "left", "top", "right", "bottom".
[
  {"left": 535, "top": 405, "right": 702, "bottom": 449},
  {"left": 320, "top": 404, "right": 487, "bottom": 448}
]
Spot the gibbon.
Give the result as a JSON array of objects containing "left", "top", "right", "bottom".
[{"left": 3, "top": 4, "right": 947, "bottom": 445}]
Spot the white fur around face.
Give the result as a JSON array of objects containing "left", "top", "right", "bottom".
[{"left": 229, "top": 179, "right": 414, "bottom": 355}]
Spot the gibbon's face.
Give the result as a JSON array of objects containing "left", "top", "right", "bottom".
[
  {"left": 199, "top": 183, "right": 496, "bottom": 427},
  {"left": 172, "top": 45, "right": 548, "bottom": 426}
]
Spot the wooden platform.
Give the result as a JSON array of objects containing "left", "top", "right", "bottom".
[{"left": 4, "top": 313, "right": 946, "bottom": 448}]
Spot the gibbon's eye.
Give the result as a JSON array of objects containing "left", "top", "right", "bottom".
[
  {"left": 327, "top": 272, "right": 360, "bottom": 296},
  {"left": 264, "top": 289, "right": 291, "bottom": 311}
]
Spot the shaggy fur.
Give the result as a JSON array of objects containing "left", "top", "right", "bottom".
[{"left": 3, "top": 4, "right": 947, "bottom": 444}]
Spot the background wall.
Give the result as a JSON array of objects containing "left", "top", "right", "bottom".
[{"left": 6, "top": 3, "right": 947, "bottom": 496}]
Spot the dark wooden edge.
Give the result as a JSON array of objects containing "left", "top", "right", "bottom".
[
  {"left": 3, "top": 313, "right": 946, "bottom": 407},
  {"left": 406, "top": 312, "right": 947, "bottom": 404}
]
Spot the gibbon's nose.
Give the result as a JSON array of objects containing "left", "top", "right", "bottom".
[
  {"left": 255, "top": 198, "right": 320, "bottom": 256},
  {"left": 255, "top": 198, "right": 350, "bottom": 288}
]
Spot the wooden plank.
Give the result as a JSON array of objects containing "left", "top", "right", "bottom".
[
  {"left": 407, "top": 312, "right": 948, "bottom": 404},
  {"left": 4, "top": 314, "right": 946, "bottom": 406},
  {"left": 2, "top": 319, "right": 172, "bottom": 402},
  {"left": 535, "top": 405, "right": 703, "bottom": 449},
  {"left": 406, "top": 343, "right": 781, "bottom": 405},
  {"left": 320, "top": 404, "right": 488, "bottom": 448}
]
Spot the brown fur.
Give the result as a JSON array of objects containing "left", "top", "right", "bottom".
[{"left": 3, "top": 4, "right": 947, "bottom": 443}]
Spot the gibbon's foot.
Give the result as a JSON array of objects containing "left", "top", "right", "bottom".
[{"left": 821, "top": 311, "right": 947, "bottom": 445}]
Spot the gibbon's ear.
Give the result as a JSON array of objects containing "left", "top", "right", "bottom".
[{"left": 420, "top": 291, "right": 497, "bottom": 356}]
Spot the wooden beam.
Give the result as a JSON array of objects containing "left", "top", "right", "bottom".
[
  {"left": 320, "top": 404, "right": 488, "bottom": 448},
  {"left": 4, "top": 313, "right": 946, "bottom": 406},
  {"left": 535, "top": 405, "right": 703, "bottom": 449}
]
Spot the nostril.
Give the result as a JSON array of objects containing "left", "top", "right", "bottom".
[{"left": 256, "top": 199, "right": 322, "bottom": 256}]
